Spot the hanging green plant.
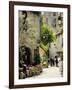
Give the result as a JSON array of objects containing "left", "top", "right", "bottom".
[{"left": 41, "top": 24, "right": 56, "bottom": 45}]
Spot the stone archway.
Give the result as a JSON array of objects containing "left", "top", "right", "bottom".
[{"left": 19, "top": 46, "right": 32, "bottom": 66}]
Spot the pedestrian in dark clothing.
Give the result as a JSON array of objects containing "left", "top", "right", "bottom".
[
  {"left": 50, "top": 58, "right": 53, "bottom": 66},
  {"left": 54, "top": 56, "right": 58, "bottom": 67},
  {"left": 55, "top": 56, "right": 58, "bottom": 67},
  {"left": 52, "top": 59, "right": 55, "bottom": 66}
]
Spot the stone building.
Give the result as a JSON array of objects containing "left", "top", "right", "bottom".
[
  {"left": 19, "top": 11, "right": 41, "bottom": 63},
  {"left": 42, "top": 12, "right": 63, "bottom": 59},
  {"left": 19, "top": 11, "right": 63, "bottom": 65}
]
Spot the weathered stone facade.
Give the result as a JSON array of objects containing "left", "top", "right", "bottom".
[
  {"left": 19, "top": 11, "right": 63, "bottom": 61},
  {"left": 19, "top": 11, "right": 41, "bottom": 61},
  {"left": 42, "top": 12, "right": 63, "bottom": 58}
]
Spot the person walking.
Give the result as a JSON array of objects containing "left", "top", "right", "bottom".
[
  {"left": 54, "top": 56, "right": 58, "bottom": 67},
  {"left": 50, "top": 58, "right": 53, "bottom": 66},
  {"left": 52, "top": 59, "right": 55, "bottom": 66},
  {"left": 55, "top": 56, "right": 58, "bottom": 67}
]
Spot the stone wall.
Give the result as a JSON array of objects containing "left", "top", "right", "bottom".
[
  {"left": 19, "top": 11, "right": 41, "bottom": 61},
  {"left": 42, "top": 12, "right": 63, "bottom": 59}
]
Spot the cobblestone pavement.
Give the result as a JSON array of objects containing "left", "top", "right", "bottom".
[{"left": 26, "top": 66, "right": 61, "bottom": 79}]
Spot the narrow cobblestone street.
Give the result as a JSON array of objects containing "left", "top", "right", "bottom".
[
  {"left": 38, "top": 66, "right": 61, "bottom": 78},
  {"left": 26, "top": 66, "right": 61, "bottom": 79}
]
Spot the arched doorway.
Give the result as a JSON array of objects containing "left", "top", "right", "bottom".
[
  {"left": 19, "top": 46, "right": 31, "bottom": 66},
  {"left": 24, "top": 47, "right": 31, "bottom": 66}
]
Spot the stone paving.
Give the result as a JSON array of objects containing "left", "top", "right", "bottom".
[{"left": 26, "top": 66, "right": 61, "bottom": 79}]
